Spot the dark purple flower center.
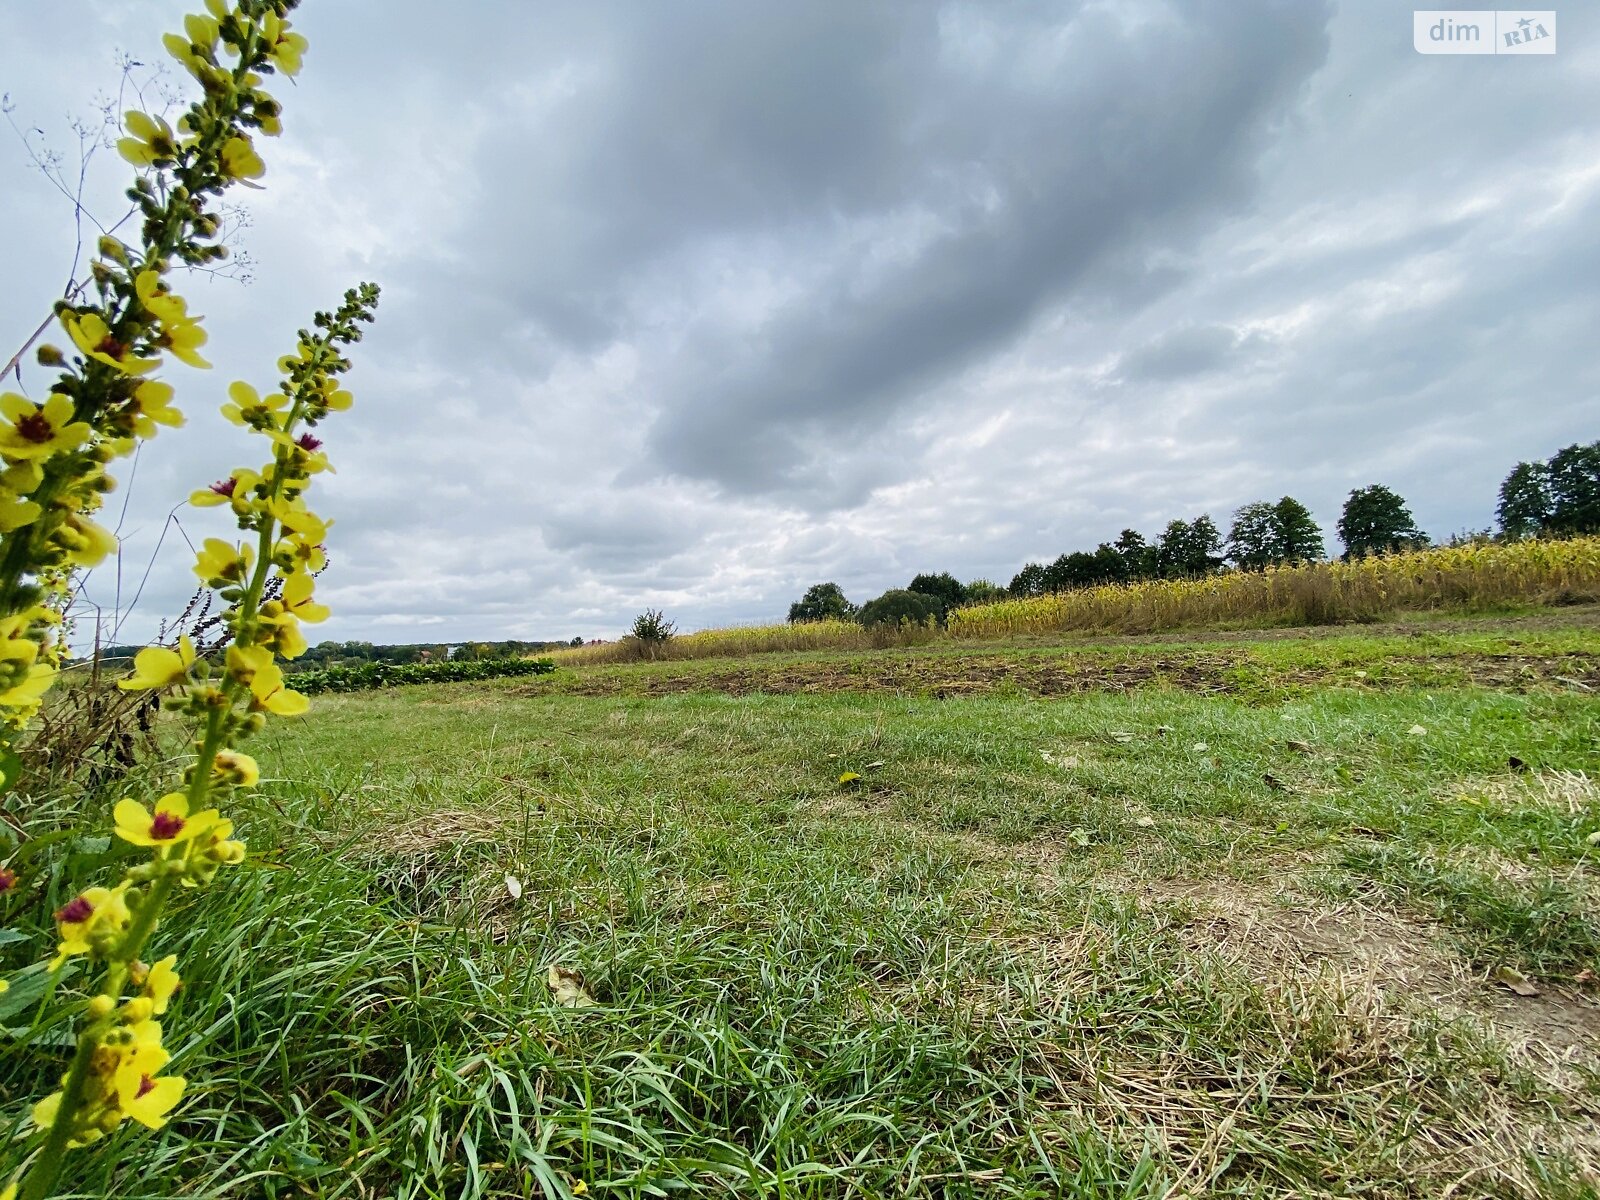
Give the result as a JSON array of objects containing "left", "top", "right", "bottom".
[
  {"left": 209, "top": 478, "right": 238, "bottom": 497},
  {"left": 0, "top": 867, "right": 17, "bottom": 893},
  {"left": 56, "top": 896, "right": 93, "bottom": 924},
  {"left": 136, "top": 1075, "right": 156, "bottom": 1099},
  {"left": 16, "top": 413, "right": 53, "bottom": 443},
  {"left": 95, "top": 335, "right": 127, "bottom": 359},
  {"left": 150, "top": 812, "right": 186, "bottom": 840},
  {"left": 296, "top": 433, "right": 322, "bottom": 452}
]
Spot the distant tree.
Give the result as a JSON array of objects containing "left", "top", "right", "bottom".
[
  {"left": 1114, "top": 528, "right": 1157, "bottom": 580},
  {"left": 1546, "top": 441, "right": 1600, "bottom": 535},
  {"left": 1157, "top": 515, "right": 1223, "bottom": 578},
  {"left": 1228, "top": 497, "right": 1324, "bottom": 569},
  {"left": 1496, "top": 461, "right": 1553, "bottom": 539},
  {"left": 1008, "top": 562, "right": 1048, "bottom": 597},
  {"left": 1091, "top": 542, "right": 1130, "bottom": 585},
  {"left": 1156, "top": 520, "right": 1191, "bottom": 578},
  {"left": 788, "top": 581, "right": 856, "bottom": 623},
  {"left": 1274, "top": 496, "right": 1325, "bottom": 564},
  {"left": 857, "top": 588, "right": 941, "bottom": 629},
  {"left": 1226, "top": 502, "right": 1279, "bottom": 571},
  {"left": 630, "top": 609, "right": 675, "bottom": 643},
  {"left": 571, "top": 636, "right": 584, "bottom": 646},
  {"left": 907, "top": 571, "right": 968, "bottom": 620},
  {"left": 1338, "top": 485, "right": 1425, "bottom": 558},
  {"left": 964, "top": 578, "right": 1007, "bottom": 604}
]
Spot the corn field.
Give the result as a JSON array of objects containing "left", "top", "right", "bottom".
[
  {"left": 949, "top": 537, "right": 1600, "bottom": 638},
  {"left": 545, "top": 538, "right": 1600, "bottom": 668}
]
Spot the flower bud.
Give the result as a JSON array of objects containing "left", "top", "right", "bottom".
[
  {"left": 87, "top": 995, "right": 115, "bottom": 1020},
  {"left": 97, "top": 236, "right": 129, "bottom": 264},
  {"left": 35, "top": 344, "right": 65, "bottom": 367}
]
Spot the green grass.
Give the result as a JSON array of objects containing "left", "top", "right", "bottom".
[{"left": 2, "top": 615, "right": 1599, "bottom": 1198}]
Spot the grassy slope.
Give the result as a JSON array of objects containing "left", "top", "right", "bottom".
[{"left": 3, "top": 618, "right": 1599, "bottom": 1198}]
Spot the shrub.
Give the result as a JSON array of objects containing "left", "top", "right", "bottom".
[
  {"left": 858, "top": 589, "right": 941, "bottom": 629},
  {"left": 285, "top": 656, "right": 554, "bottom": 695}
]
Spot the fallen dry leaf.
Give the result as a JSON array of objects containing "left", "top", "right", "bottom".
[
  {"left": 1408, "top": 724, "right": 1428, "bottom": 737},
  {"left": 1191, "top": 742, "right": 1209, "bottom": 753},
  {"left": 838, "top": 771, "right": 861, "bottom": 784},
  {"left": 1573, "top": 969, "right": 1596, "bottom": 985},
  {"left": 1134, "top": 815, "right": 1156, "bottom": 828},
  {"left": 1286, "top": 740, "right": 1313, "bottom": 754},
  {"left": 504, "top": 874, "right": 523, "bottom": 901},
  {"left": 547, "top": 964, "right": 598, "bottom": 1008},
  {"left": 1492, "top": 965, "right": 1541, "bottom": 997}
]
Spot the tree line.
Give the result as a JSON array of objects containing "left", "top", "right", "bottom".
[{"left": 787, "top": 439, "right": 1597, "bottom": 625}]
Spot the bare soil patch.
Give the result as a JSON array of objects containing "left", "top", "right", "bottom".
[
  {"left": 530, "top": 648, "right": 1600, "bottom": 699},
  {"left": 1125, "top": 873, "right": 1600, "bottom": 1071}
]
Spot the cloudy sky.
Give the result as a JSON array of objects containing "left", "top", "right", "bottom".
[{"left": 2, "top": 1, "right": 1595, "bottom": 645}]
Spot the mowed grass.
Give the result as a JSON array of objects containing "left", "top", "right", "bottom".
[{"left": 3, "top": 619, "right": 1599, "bottom": 1198}]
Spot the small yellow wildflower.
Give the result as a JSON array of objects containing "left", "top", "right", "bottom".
[
  {"left": 220, "top": 135, "right": 265, "bottom": 184},
  {"left": 262, "top": 12, "right": 308, "bottom": 75},
  {"left": 221, "top": 380, "right": 288, "bottom": 429},
  {"left": 0, "top": 493, "right": 41, "bottom": 533},
  {"left": 193, "top": 537, "right": 254, "bottom": 586},
  {"left": 0, "top": 663, "right": 55, "bottom": 726},
  {"left": 63, "top": 313, "right": 160, "bottom": 375},
  {"left": 142, "top": 956, "right": 182, "bottom": 1015},
  {"left": 118, "top": 635, "right": 196, "bottom": 691},
  {"left": 0, "top": 393, "right": 92, "bottom": 461},
  {"left": 113, "top": 794, "right": 219, "bottom": 848},
  {"left": 54, "top": 513, "right": 117, "bottom": 568},
  {"left": 116, "top": 111, "right": 180, "bottom": 167},
  {"left": 212, "top": 748, "right": 260, "bottom": 787},
  {"left": 51, "top": 884, "right": 132, "bottom": 969},
  {"left": 118, "top": 1072, "right": 185, "bottom": 1130},
  {"left": 226, "top": 644, "right": 309, "bottom": 715},
  {"left": 124, "top": 379, "right": 185, "bottom": 438}
]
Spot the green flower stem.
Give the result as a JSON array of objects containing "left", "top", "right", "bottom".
[{"left": 22, "top": 868, "right": 178, "bottom": 1200}]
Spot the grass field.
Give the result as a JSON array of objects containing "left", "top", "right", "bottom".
[{"left": 4, "top": 611, "right": 1599, "bottom": 1197}]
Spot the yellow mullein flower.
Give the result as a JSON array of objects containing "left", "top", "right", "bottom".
[
  {"left": 221, "top": 380, "right": 289, "bottom": 429},
  {"left": 279, "top": 572, "right": 330, "bottom": 622},
  {"left": 267, "top": 497, "right": 327, "bottom": 536},
  {"left": 0, "top": 393, "right": 92, "bottom": 461},
  {"left": 121, "top": 379, "right": 185, "bottom": 439},
  {"left": 141, "top": 956, "right": 182, "bottom": 1015},
  {"left": 50, "top": 884, "right": 132, "bottom": 969},
  {"left": 0, "top": 663, "right": 55, "bottom": 726},
  {"left": 134, "top": 271, "right": 190, "bottom": 327},
  {"left": 193, "top": 537, "right": 253, "bottom": 586},
  {"left": 54, "top": 513, "right": 117, "bottom": 568},
  {"left": 226, "top": 644, "right": 309, "bottom": 715},
  {"left": 134, "top": 274, "right": 211, "bottom": 368},
  {"left": 262, "top": 12, "right": 308, "bottom": 75},
  {"left": 256, "top": 610, "right": 308, "bottom": 660},
  {"left": 212, "top": 748, "right": 259, "bottom": 787},
  {"left": 117, "top": 635, "right": 196, "bottom": 691},
  {"left": 116, "top": 111, "right": 180, "bottom": 167},
  {"left": 278, "top": 531, "right": 327, "bottom": 575},
  {"left": 64, "top": 313, "right": 160, "bottom": 375},
  {"left": 0, "top": 493, "right": 40, "bottom": 532},
  {"left": 220, "top": 135, "right": 265, "bottom": 184},
  {"left": 270, "top": 429, "right": 332, "bottom": 474},
  {"left": 118, "top": 1072, "right": 185, "bottom": 1131},
  {"left": 154, "top": 317, "right": 211, "bottom": 369},
  {"left": 113, "top": 794, "right": 219, "bottom": 848}
]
